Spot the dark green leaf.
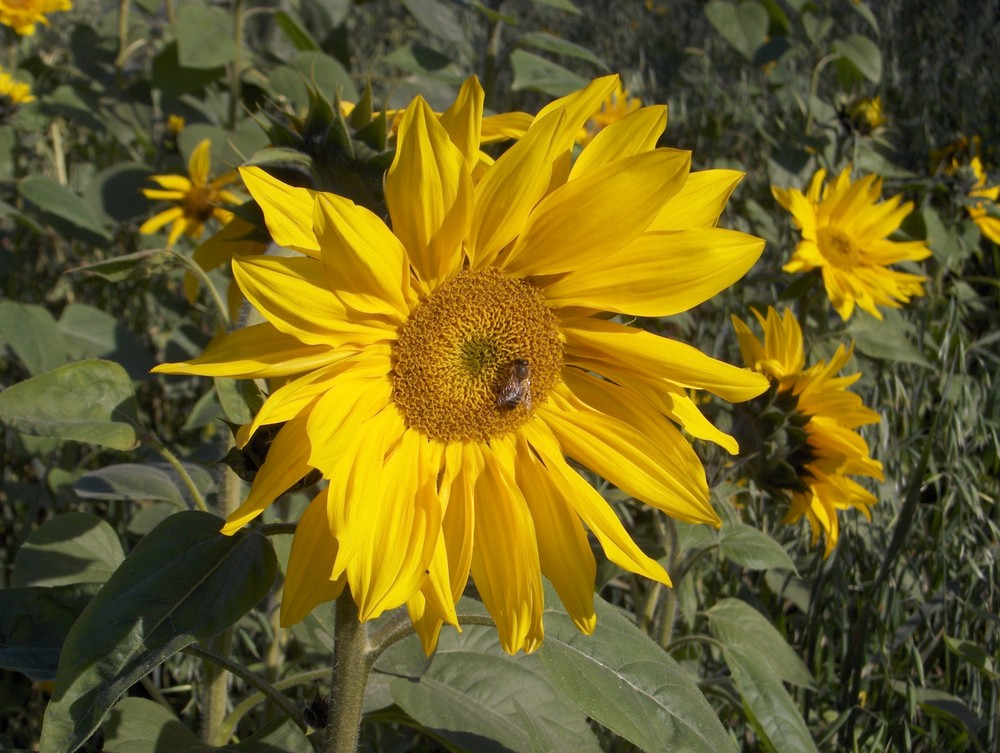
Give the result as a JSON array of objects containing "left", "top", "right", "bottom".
[
  {"left": 74, "top": 462, "right": 215, "bottom": 507},
  {"left": 0, "top": 584, "right": 100, "bottom": 682},
  {"left": 291, "top": 51, "right": 358, "bottom": 104},
  {"left": 175, "top": 0, "right": 237, "bottom": 69},
  {"left": 0, "top": 359, "right": 140, "bottom": 451},
  {"left": 706, "top": 598, "right": 813, "bottom": 687},
  {"left": 215, "top": 377, "right": 253, "bottom": 425},
  {"left": 228, "top": 717, "right": 313, "bottom": 752},
  {"left": 39, "top": 511, "right": 277, "bottom": 753},
  {"left": 833, "top": 34, "right": 882, "bottom": 84},
  {"left": 390, "top": 626, "right": 602, "bottom": 753},
  {"left": 86, "top": 163, "right": 155, "bottom": 223},
  {"left": 510, "top": 50, "right": 588, "bottom": 96},
  {"left": 273, "top": 10, "right": 320, "bottom": 52},
  {"left": 517, "top": 32, "right": 608, "bottom": 70},
  {"left": 528, "top": 0, "right": 580, "bottom": 13},
  {"left": 722, "top": 646, "right": 819, "bottom": 752},
  {"left": 539, "top": 585, "right": 737, "bottom": 753},
  {"left": 151, "top": 43, "right": 226, "bottom": 97},
  {"left": 382, "top": 43, "right": 464, "bottom": 84},
  {"left": 0, "top": 300, "right": 68, "bottom": 376},
  {"left": 69, "top": 249, "right": 179, "bottom": 283},
  {"left": 944, "top": 636, "right": 998, "bottom": 678},
  {"left": 12, "top": 512, "right": 125, "bottom": 588},
  {"left": 400, "top": 0, "right": 465, "bottom": 44},
  {"left": 848, "top": 309, "right": 931, "bottom": 367},
  {"left": 57, "top": 303, "right": 156, "bottom": 379},
  {"left": 103, "top": 698, "right": 204, "bottom": 753},
  {"left": 18, "top": 176, "right": 111, "bottom": 240},
  {"left": 718, "top": 523, "right": 797, "bottom": 571},
  {"left": 705, "top": 0, "right": 769, "bottom": 60}
]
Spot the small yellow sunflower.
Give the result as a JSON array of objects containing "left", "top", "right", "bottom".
[
  {"left": 966, "top": 157, "right": 1000, "bottom": 245},
  {"left": 140, "top": 138, "right": 242, "bottom": 247},
  {"left": 732, "top": 307, "right": 884, "bottom": 556},
  {"left": 155, "top": 75, "right": 768, "bottom": 654},
  {"left": 774, "top": 166, "right": 931, "bottom": 320},
  {"left": 0, "top": 0, "right": 71, "bottom": 34},
  {"left": 0, "top": 65, "right": 35, "bottom": 116},
  {"left": 578, "top": 80, "right": 643, "bottom": 146}
]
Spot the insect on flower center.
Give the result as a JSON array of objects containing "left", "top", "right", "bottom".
[
  {"left": 817, "top": 226, "right": 860, "bottom": 269},
  {"left": 393, "top": 267, "right": 563, "bottom": 442}
]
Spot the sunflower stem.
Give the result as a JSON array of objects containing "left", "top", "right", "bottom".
[
  {"left": 324, "top": 594, "right": 371, "bottom": 753},
  {"left": 147, "top": 437, "right": 209, "bottom": 512}
]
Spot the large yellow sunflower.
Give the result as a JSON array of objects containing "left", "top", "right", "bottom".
[
  {"left": 774, "top": 166, "right": 931, "bottom": 320},
  {"left": 732, "top": 307, "right": 884, "bottom": 557},
  {"left": 0, "top": 0, "right": 70, "bottom": 34},
  {"left": 154, "top": 75, "right": 769, "bottom": 654},
  {"left": 966, "top": 157, "right": 1000, "bottom": 245},
  {"left": 140, "top": 138, "right": 242, "bottom": 247}
]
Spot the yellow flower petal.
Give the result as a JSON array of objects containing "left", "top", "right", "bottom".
[
  {"left": 187, "top": 139, "right": 212, "bottom": 185},
  {"left": 651, "top": 169, "right": 745, "bottom": 230},
  {"left": 239, "top": 166, "right": 320, "bottom": 256},
  {"left": 439, "top": 76, "right": 485, "bottom": 169},
  {"left": 569, "top": 105, "right": 667, "bottom": 180},
  {"left": 139, "top": 207, "right": 184, "bottom": 235},
  {"left": 480, "top": 111, "right": 533, "bottom": 143}
]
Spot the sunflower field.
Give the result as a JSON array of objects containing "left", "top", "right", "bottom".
[{"left": 1, "top": 1, "right": 998, "bottom": 751}]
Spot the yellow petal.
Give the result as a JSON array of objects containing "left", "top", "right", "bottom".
[
  {"left": 563, "top": 316, "right": 769, "bottom": 402},
  {"left": 232, "top": 255, "right": 396, "bottom": 347},
  {"left": 305, "top": 374, "right": 394, "bottom": 475},
  {"left": 239, "top": 166, "right": 320, "bottom": 256},
  {"left": 503, "top": 149, "right": 691, "bottom": 277},
  {"left": 314, "top": 194, "right": 411, "bottom": 318},
  {"left": 514, "top": 431, "right": 596, "bottom": 634},
  {"left": 470, "top": 440, "right": 544, "bottom": 654},
  {"left": 439, "top": 76, "right": 485, "bottom": 169},
  {"left": 142, "top": 188, "right": 187, "bottom": 201},
  {"left": 651, "top": 169, "right": 745, "bottom": 230},
  {"left": 152, "top": 322, "right": 343, "bottom": 379},
  {"left": 480, "top": 111, "right": 533, "bottom": 143},
  {"left": 570, "top": 105, "right": 667, "bottom": 180},
  {"left": 187, "top": 139, "right": 212, "bottom": 185},
  {"left": 280, "top": 488, "right": 347, "bottom": 626},
  {"left": 535, "top": 74, "right": 620, "bottom": 132},
  {"left": 539, "top": 385, "right": 717, "bottom": 525},
  {"left": 139, "top": 207, "right": 184, "bottom": 235},
  {"left": 221, "top": 412, "right": 316, "bottom": 533},
  {"left": 542, "top": 228, "right": 764, "bottom": 316},
  {"left": 386, "top": 96, "right": 471, "bottom": 290},
  {"left": 522, "top": 421, "right": 671, "bottom": 585},
  {"left": 148, "top": 174, "right": 193, "bottom": 192}
]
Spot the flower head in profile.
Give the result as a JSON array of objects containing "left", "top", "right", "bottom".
[
  {"left": 773, "top": 167, "right": 931, "bottom": 320},
  {"left": 965, "top": 157, "right": 1000, "bottom": 245},
  {"left": 578, "top": 80, "right": 643, "bottom": 146},
  {"left": 140, "top": 139, "right": 242, "bottom": 247},
  {"left": 0, "top": 65, "right": 35, "bottom": 121},
  {"left": 155, "top": 76, "right": 768, "bottom": 654},
  {"left": 841, "top": 96, "right": 887, "bottom": 134},
  {"left": 0, "top": 0, "right": 71, "bottom": 34},
  {"left": 732, "top": 307, "right": 883, "bottom": 556}
]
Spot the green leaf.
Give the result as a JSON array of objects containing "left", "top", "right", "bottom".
[
  {"left": 215, "top": 377, "right": 253, "bottom": 425},
  {"left": 833, "top": 34, "right": 882, "bottom": 84},
  {"left": 517, "top": 32, "right": 608, "bottom": 70},
  {"left": 57, "top": 303, "right": 156, "bottom": 379},
  {"left": 944, "top": 636, "right": 998, "bottom": 678},
  {"left": 273, "top": 10, "right": 320, "bottom": 52},
  {"left": 848, "top": 309, "right": 931, "bottom": 367},
  {"left": 103, "top": 698, "right": 202, "bottom": 753},
  {"left": 382, "top": 43, "right": 465, "bottom": 84},
  {"left": 12, "top": 512, "right": 125, "bottom": 588},
  {"left": 528, "top": 0, "right": 580, "bottom": 13},
  {"left": 291, "top": 51, "right": 359, "bottom": 104},
  {"left": 86, "top": 163, "right": 155, "bottom": 223},
  {"left": 74, "top": 462, "right": 215, "bottom": 507},
  {"left": 0, "top": 300, "right": 68, "bottom": 376},
  {"left": 400, "top": 0, "right": 466, "bottom": 44},
  {"left": 706, "top": 598, "right": 813, "bottom": 687},
  {"left": 70, "top": 249, "right": 178, "bottom": 283},
  {"left": 0, "top": 359, "right": 140, "bottom": 451},
  {"left": 539, "top": 585, "right": 737, "bottom": 753},
  {"left": 151, "top": 42, "right": 226, "bottom": 97},
  {"left": 721, "top": 646, "right": 820, "bottom": 753},
  {"left": 175, "top": 0, "right": 237, "bottom": 69},
  {"left": 389, "top": 627, "right": 602, "bottom": 753},
  {"left": 510, "top": 50, "right": 588, "bottom": 97},
  {"left": 39, "top": 511, "right": 277, "bottom": 753},
  {"left": 705, "top": 0, "right": 769, "bottom": 60},
  {"left": 718, "top": 523, "right": 797, "bottom": 571},
  {"left": 17, "top": 176, "right": 111, "bottom": 240},
  {"left": 0, "top": 584, "right": 99, "bottom": 682}
]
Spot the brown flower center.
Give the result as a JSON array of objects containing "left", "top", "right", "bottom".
[
  {"left": 183, "top": 185, "right": 219, "bottom": 221},
  {"left": 817, "top": 226, "right": 860, "bottom": 269},
  {"left": 393, "top": 267, "right": 563, "bottom": 442}
]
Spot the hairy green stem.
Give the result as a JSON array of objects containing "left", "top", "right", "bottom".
[
  {"left": 164, "top": 248, "right": 231, "bottom": 328},
  {"left": 324, "top": 595, "right": 370, "bottom": 753},
  {"left": 228, "top": 0, "right": 246, "bottom": 130},
  {"left": 201, "top": 631, "right": 233, "bottom": 744},
  {"left": 147, "top": 438, "right": 209, "bottom": 512},
  {"left": 114, "top": 0, "right": 131, "bottom": 82}
]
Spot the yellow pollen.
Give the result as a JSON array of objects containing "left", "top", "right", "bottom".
[
  {"left": 817, "top": 226, "right": 860, "bottom": 269},
  {"left": 393, "top": 267, "right": 563, "bottom": 442}
]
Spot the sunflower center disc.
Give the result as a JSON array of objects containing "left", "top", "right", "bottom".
[
  {"left": 393, "top": 267, "right": 563, "bottom": 442},
  {"left": 817, "top": 226, "right": 860, "bottom": 269},
  {"left": 182, "top": 185, "right": 218, "bottom": 221}
]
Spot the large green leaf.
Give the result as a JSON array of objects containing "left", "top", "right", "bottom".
[
  {"left": 175, "top": 0, "right": 237, "bottom": 69},
  {"left": 74, "top": 462, "right": 216, "bottom": 507},
  {"left": 705, "top": 0, "right": 769, "bottom": 60},
  {"left": 510, "top": 50, "right": 588, "bottom": 96},
  {"left": 12, "top": 512, "right": 125, "bottom": 588},
  {"left": 400, "top": 0, "right": 465, "bottom": 44},
  {"left": 539, "top": 586, "right": 737, "bottom": 753},
  {"left": 0, "top": 300, "right": 68, "bottom": 376},
  {"left": 0, "top": 584, "right": 100, "bottom": 682},
  {"left": 39, "top": 511, "right": 277, "bottom": 753},
  {"left": 718, "top": 522, "right": 797, "bottom": 571},
  {"left": 833, "top": 34, "right": 882, "bottom": 84},
  {"left": 517, "top": 32, "right": 607, "bottom": 70},
  {"left": 848, "top": 309, "right": 931, "bottom": 367},
  {"left": 0, "top": 359, "right": 140, "bottom": 451},
  {"left": 58, "top": 303, "right": 156, "bottom": 379},
  {"left": 389, "top": 626, "right": 602, "bottom": 753},
  {"left": 17, "top": 176, "right": 112, "bottom": 239},
  {"left": 706, "top": 598, "right": 813, "bottom": 688}
]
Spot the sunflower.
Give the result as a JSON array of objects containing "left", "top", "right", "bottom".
[
  {"left": 966, "top": 157, "right": 1000, "bottom": 245},
  {"left": 0, "top": 65, "right": 34, "bottom": 121},
  {"left": 578, "top": 80, "right": 643, "bottom": 146},
  {"left": 0, "top": 0, "right": 70, "bottom": 34},
  {"left": 154, "top": 75, "right": 768, "bottom": 654},
  {"left": 774, "top": 166, "right": 931, "bottom": 320},
  {"left": 731, "top": 307, "right": 884, "bottom": 556},
  {"left": 140, "top": 138, "right": 242, "bottom": 247}
]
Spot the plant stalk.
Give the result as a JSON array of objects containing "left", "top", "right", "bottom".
[{"left": 323, "top": 595, "right": 370, "bottom": 753}]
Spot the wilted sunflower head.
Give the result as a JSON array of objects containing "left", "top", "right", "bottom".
[
  {"left": 155, "top": 74, "right": 769, "bottom": 654},
  {"left": 773, "top": 166, "right": 932, "bottom": 321},
  {"left": 731, "top": 307, "right": 884, "bottom": 557}
]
